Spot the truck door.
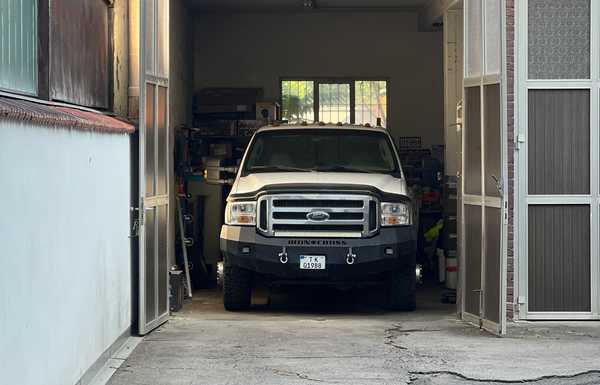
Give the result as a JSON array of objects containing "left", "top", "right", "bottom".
[
  {"left": 138, "top": 0, "right": 170, "bottom": 335},
  {"left": 460, "top": 0, "right": 506, "bottom": 334}
]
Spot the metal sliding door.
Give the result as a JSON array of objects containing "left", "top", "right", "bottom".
[
  {"left": 138, "top": 0, "right": 170, "bottom": 334},
  {"left": 518, "top": 0, "right": 597, "bottom": 319},
  {"left": 461, "top": 0, "right": 506, "bottom": 334}
]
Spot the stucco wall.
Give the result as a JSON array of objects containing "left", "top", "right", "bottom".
[
  {"left": 0, "top": 121, "right": 132, "bottom": 385},
  {"left": 193, "top": 11, "right": 444, "bottom": 147}
]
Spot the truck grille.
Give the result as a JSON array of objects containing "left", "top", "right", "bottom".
[{"left": 257, "top": 194, "right": 378, "bottom": 238}]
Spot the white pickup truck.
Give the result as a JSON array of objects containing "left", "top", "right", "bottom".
[{"left": 220, "top": 124, "right": 416, "bottom": 311}]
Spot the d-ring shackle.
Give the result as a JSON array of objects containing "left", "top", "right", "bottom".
[
  {"left": 279, "top": 246, "right": 288, "bottom": 264},
  {"left": 346, "top": 247, "right": 356, "bottom": 265}
]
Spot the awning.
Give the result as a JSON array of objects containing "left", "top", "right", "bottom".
[{"left": 0, "top": 96, "right": 134, "bottom": 134}]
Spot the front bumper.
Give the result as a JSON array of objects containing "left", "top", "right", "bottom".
[{"left": 220, "top": 225, "right": 416, "bottom": 283}]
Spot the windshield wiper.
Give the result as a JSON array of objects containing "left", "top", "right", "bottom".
[
  {"left": 315, "top": 166, "right": 376, "bottom": 173},
  {"left": 248, "top": 165, "right": 314, "bottom": 173}
]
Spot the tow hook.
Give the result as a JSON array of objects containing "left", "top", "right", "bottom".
[
  {"left": 278, "top": 246, "right": 288, "bottom": 264},
  {"left": 346, "top": 247, "right": 356, "bottom": 265}
]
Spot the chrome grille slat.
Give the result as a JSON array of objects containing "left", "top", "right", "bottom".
[{"left": 257, "top": 194, "right": 378, "bottom": 238}]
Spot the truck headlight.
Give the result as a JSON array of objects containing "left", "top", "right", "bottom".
[
  {"left": 381, "top": 202, "right": 412, "bottom": 226},
  {"left": 225, "top": 201, "right": 256, "bottom": 226}
]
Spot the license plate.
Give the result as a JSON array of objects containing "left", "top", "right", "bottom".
[{"left": 299, "top": 255, "right": 326, "bottom": 270}]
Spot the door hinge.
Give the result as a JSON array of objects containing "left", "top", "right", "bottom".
[
  {"left": 503, "top": 200, "right": 509, "bottom": 225},
  {"left": 130, "top": 207, "right": 140, "bottom": 238},
  {"left": 515, "top": 133, "right": 526, "bottom": 151}
]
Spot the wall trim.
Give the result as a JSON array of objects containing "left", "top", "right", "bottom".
[{"left": 75, "top": 328, "right": 132, "bottom": 385}]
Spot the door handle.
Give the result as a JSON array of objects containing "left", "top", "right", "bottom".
[{"left": 490, "top": 174, "right": 503, "bottom": 196}]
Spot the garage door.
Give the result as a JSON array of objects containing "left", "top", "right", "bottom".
[
  {"left": 138, "top": 0, "right": 170, "bottom": 335},
  {"left": 460, "top": 0, "right": 506, "bottom": 334},
  {"left": 518, "top": 0, "right": 597, "bottom": 320}
]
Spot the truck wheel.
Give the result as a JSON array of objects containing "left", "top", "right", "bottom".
[
  {"left": 385, "top": 264, "right": 417, "bottom": 311},
  {"left": 223, "top": 262, "right": 252, "bottom": 311}
]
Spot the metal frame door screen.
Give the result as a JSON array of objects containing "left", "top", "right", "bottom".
[
  {"left": 517, "top": 0, "right": 598, "bottom": 320},
  {"left": 461, "top": 0, "right": 507, "bottom": 334},
  {"left": 138, "top": 0, "right": 170, "bottom": 335}
]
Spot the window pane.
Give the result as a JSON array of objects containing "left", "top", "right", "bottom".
[
  {"left": 281, "top": 80, "right": 314, "bottom": 124},
  {"left": 355, "top": 81, "right": 387, "bottom": 127},
  {"left": 318, "top": 83, "right": 350, "bottom": 124},
  {"left": 0, "top": 0, "right": 37, "bottom": 94},
  {"left": 528, "top": 0, "right": 590, "bottom": 79},
  {"left": 466, "top": 0, "right": 482, "bottom": 77},
  {"left": 145, "top": 0, "right": 156, "bottom": 74},
  {"left": 157, "top": 0, "right": 169, "bottom": 78},
  {"left": 484, "top": 0, "right": 501, "bottom": 75}
]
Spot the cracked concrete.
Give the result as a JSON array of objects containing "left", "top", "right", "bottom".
[{"left": 107, "top": 286, "right": 600, "bottom": 385}]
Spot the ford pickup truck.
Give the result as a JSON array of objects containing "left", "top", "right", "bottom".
[{"left": 219, "top": 124, "right": 416, "bottom": 311}]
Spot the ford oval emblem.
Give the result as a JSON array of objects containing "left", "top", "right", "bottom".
[{"left": 306, "top": 210, "right": 330, "bottom": 221}]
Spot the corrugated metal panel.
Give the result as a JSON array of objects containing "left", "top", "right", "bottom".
[
  {"left": 464, "top": 204, "right": 482, "bottom": 316},
  {"left": 0, "top": 0, "right": 37, "bottom": 95},
  {"left": 484, "top": 208, "right": 501, "bottom": 323},
  {"left": 465, "top": 86, "right": 481, "bottom": 195},
  {"left": 484, "top": 84, "right": 501, "bottom": 197},
  {"left": 50, "top": 0, "right": 109, "bottom": 109},
  {"left": 528, "top": 205, "right": 591, "bottom": 312},
  {"left": 0, "top": 96, "right": 134, "bottom": 133},
  {"left": 528, "top": 90, "right": 590, "bottom": 195}
]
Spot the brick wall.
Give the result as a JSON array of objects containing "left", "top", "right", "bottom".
[{"left": 505, "top": 0, "right": 516, "bottom": 320}]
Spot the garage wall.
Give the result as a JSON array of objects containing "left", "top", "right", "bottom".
[
  {"left": 0, "top": 121, "right": 131, "bottom": 385},
  {"left": 193, "top": 11, "right": 444, "bottom": 147}
]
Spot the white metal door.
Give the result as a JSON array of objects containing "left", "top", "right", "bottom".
[
  {"left": 138, "top": 0, "right": 170, "bottom": 335},
  {"left": 461, "top": 0, "right": 506, "bottom": 334},
  {"left": 517, "top": 0, "right": 598, "bottom": 320}
]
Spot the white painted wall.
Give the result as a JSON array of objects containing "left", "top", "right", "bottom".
[
  {"left": 0, "top": 121, "right": 132, "bottom": 385},
  {"left": 193, "top": 11, "right": 444, "bottom": 147}
]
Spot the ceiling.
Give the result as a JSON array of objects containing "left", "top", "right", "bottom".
[{"left": 186, "top": 0, "right": 431, "bottom": 12}]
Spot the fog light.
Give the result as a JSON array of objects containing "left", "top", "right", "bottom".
[
  {"left": 385, "top": 247, "right": 394, "bottom": 255},
  {"left": 242, "top": 246, "right": 251, "bottom": 254}
]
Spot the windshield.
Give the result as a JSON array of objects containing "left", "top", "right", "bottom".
[{"left": 242, "top": 129, "right": 400, "bottom": 175}]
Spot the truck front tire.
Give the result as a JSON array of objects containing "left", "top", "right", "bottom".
[
  {"left": 223, "top": 261, "right": 252, "bottom": 311},
  {"left": 385, "top": 264, "right": 417, "bottom": 311}
]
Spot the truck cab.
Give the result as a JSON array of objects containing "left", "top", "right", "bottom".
[{"left": 219, "top": 124, "right": 416, "bottom": 311}]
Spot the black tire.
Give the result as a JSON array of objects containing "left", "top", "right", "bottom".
[
  {"left": 223, "top": 261, "right": 252, "bottom": 311},
  {"left": 385, "top": 264, "right": 417, "bottom": 311}
]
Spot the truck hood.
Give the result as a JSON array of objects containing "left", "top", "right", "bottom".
[{"left": 231, "top": 172, "right": 408, "bottom": 197}]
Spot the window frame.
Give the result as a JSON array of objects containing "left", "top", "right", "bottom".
[{"left": 279, "top": 77, "right": 390, "bottom": 127}]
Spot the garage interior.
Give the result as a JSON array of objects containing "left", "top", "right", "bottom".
[{"left": 159, "top": 0, "right": 466, "bottom": 321}]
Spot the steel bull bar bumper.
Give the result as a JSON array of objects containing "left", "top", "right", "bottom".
[{"left": 220, "top": 225, "right": 416, "bottom": 282}]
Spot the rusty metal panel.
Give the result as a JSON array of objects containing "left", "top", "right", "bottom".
[
  {"left": 0, "top": 0, "right": 37, "bottom": 95},
  {"left": 50, "top": 0, "right": 109, "bottom": 109},
  {"left": 0, "top": 96, "right": 133, "bottom": 133}
]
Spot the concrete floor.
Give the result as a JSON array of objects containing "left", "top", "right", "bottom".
[{"left": 108, "top": 285, "right": 600, "bottom": 385}]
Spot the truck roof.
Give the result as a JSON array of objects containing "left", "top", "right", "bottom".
[{"left": 256, "top": 123, "right": 388, "bottom": 134}]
